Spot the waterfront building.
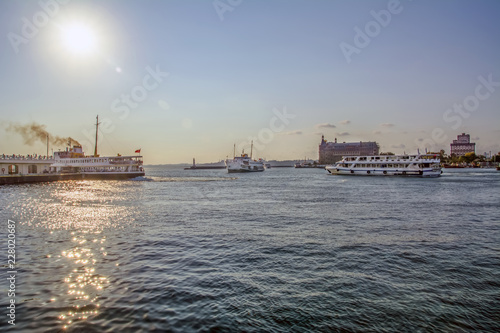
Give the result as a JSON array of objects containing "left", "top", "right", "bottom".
[
  {"left": 319, "top": 136, "right": 379, "bottom": 164},
  {"left": 450, "top": 133, "right": 475, "bottom": 157},
  {"left": 0, "top": 154, "right": 54, "bottom": 175}
]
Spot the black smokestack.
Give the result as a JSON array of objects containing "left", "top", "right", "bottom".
[{"left": 7, "top": 122, "right": 81, "bottom": 147}]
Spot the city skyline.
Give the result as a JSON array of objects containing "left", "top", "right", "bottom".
[{"left": 1, "top": 0, "right": 499, "bottom": 164}]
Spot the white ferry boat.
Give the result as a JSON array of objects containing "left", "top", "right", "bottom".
[
  {"left": 51, "top": 145, "right": 144, "bottom": 179},
  {"left": 51, "top": 116, "right": 145, "bottom": 179},
  {"left": 225, "top": 142, "right": 264, "bottom": 173},
  {"left": 225, "top": 153, "right": 265, "bottom": 173},
  {"left": 0, "top": 116, "right": 145, "bottom": 184},
  {"left": 325, "top": 154, "right": 442, "bottom": 177}
]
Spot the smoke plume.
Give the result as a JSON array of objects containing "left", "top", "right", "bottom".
[{"left": 7, "top": 122, "right": 81, "bottom": 147}]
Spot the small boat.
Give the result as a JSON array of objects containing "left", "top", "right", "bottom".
[
  {"left": 294, "top": 160, "right": 326, "bottom": 168},
  {"left": 325, "top": 154, "right": 442, "bottom": 177},
  {"left": 443, "top": 163, "right": 466, "bottom": 168}
]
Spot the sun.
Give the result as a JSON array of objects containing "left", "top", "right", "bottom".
[{"left": 60, "top": 22, "right": 97, "bottom": 56}]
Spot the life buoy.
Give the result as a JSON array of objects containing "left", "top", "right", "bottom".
[
  {"left": 350, "top": 170, "right": 354, "bottom": 174},
  {"left": 367, "top": 171, "right": 370, "bottom": 174},
  {"left": 383, "top": 171, "right": 387, "bottom": 175}
]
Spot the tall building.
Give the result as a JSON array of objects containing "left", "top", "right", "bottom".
[
  {"left": 450, "top": 133, "right": 475, "bottom": 157},
  {"left": 319, "top": 136, "right": 379, "bottom": 164}
]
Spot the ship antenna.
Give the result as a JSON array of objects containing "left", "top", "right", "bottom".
[
  {"left": 251, "top": 140, "right": 253, "bottom": 159},
  {"left": 94, "top": 115, "right": 101, "bottom": 157},
  {"left": 233, "top": 143, "right": 235, "bottom": 158}
]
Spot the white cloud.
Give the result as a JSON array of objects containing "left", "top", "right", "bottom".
[
  {"left": 316, "top": 123, "right": 336, "bottom": 128},
  {"left": 336, "top": 132, "right": 350, "bottom": 136},
  {"left": 282, "top": 130, "right": 303, "bottom": 135},
  {"left": 339, "top": 120, "right": 351, "bottom": 125},
  {"left": 380, "top": 123, "right": 395, "bottom": 127}
]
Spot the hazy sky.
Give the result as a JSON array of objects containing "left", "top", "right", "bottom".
[{"left": 1, "top": 0, "right": 499, "bottom": 164}]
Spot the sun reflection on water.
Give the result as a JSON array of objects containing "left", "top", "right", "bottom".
[
  {"left": 59, "top": 231, "right": 110, "bottom": 329},
  {"left": 4, "top": 180, "right": 139, "bottom": 331}
]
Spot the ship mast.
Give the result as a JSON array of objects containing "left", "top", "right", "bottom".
[
  {"left": 94, "top": 115, "right": 101, "bottom": 157},
  {"left": 250, "top": 140, "right": 253, "bottom": 159}
]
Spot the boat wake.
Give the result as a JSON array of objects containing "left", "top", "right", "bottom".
[
  {"left": 129, "top": 176, "right": 154, "bottom": 181},
  {"left": 130, "top": 176, "right": 237, "bottom": 182}
]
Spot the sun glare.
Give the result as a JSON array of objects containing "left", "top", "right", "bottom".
[{"left": 60, "top": 22, "right": 97, "bottom": 56}]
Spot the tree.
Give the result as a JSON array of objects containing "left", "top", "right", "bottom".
[{"left": 463, "top": 152, "right": 476, "bottom": 163}]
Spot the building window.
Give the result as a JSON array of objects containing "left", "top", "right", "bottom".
[
  {"left": 28, "top": 165, "right": 37, "bottom": 173},
  {"left": 8, "top": 165, "right": 18, "bottom": 174}
]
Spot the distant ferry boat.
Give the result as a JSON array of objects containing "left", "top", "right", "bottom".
[
  {"left": 226, "top": 153, "right": 265, "bottom": 173},
  {"left": 325, "top": 154, "right": 442, "bottom": 177},
  {"left": 225, "top": 141, "right": 264, "bottom": 173}
]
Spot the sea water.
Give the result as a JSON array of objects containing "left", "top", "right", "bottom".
[{"left": 0, "top": 167, "right": 498, "bottom": 332}]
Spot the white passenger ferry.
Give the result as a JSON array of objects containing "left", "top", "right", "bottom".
[
  {"left": 325, "top": 154, "right": 442, "bottom": 177},
  {"left": 51, "top": 145, "right": 144, "bottom": 179},
  {"left": 225, "top": 142, "right": 264, "bottom": 173},
  {"left": 225, "top": 153, "right": 265, "bottom": 173},
  {"left": 51, "top": 116, "right": 145, "bottom": 179}
]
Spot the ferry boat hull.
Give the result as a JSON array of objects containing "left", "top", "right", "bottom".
[
  {"left": 81, "top": 171, "right": 145, "bottom": 179},
  {"left": 325, "top": 154, "right": 442, "bottom": 177},
  {"left": 226, "top": 162, "right": 264, "bottom": 173},
  {"left": 325, "top": 167, "right": 441, "bottom": 177}
]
